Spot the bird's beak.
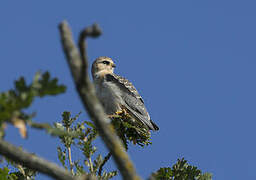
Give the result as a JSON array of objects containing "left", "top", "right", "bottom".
[{"left": 112, "top": 63, "right": 116, "bottom": 68}]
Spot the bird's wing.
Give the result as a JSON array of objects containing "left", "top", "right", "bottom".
[{"left": 105, "top": 74, "right": 159, "bottom": 130}]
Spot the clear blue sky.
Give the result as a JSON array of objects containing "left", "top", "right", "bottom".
[{"left": 1, "top": 1, "right": 256, "bottom": 179}]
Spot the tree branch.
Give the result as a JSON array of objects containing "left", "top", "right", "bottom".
[
  {"left": 59, "top": 20, "right": 141, "bottom": 180},
  {"left": 78, "top": 23, "right": 101, "bottom": 72},
  {"left": 27, "top": 120, "right": 83, "bottom": 138},
  {"left": 67, "top": 146, "right": 74, "bottom": 175},
  {"left": 98, "top": 152, "right": 112, "bottom": 176},
  {"left": 0, "top": 139, "right": 75, "bottom": 180}
]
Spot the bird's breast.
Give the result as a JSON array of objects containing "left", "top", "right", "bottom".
[{"left": 94, "top": 81, "right": 122, "bottom": 114}]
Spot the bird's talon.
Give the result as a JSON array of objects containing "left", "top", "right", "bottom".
[
  {"left": 115, "top": 110, "right": 123, "bottom": 115},
  {"left": 115, "top": 109, "right": 128, "bottom": 116}
]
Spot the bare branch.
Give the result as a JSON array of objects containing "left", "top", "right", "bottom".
[
  {"left": 98, "top": 152, "right": 112, "bottom": 176},
  {"left": 67, "top": 146, "right": 74, "bottom": 175},
  {"left": 58, "top": 20, "right": 83, "bottom": 84},
  {"left": 78, "top": 23, "right": 101, "bottom": 72},
  {"left": 0, "top": 139, "right": 75, "bottom": 180},
  {"left": 67, "top": 125, "right": 75, "bottom": 175},
  {"left": 59, "top": 21, "right": 141, "bottom": 180}
]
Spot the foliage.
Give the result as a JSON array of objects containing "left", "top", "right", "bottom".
[
  {"left": 0, "top": 71, "right": 66, "bottom": 138},
  {"left": 56, "top": 111, "right": 117, "bottom": 179},
  {"left": 0, "top": 72, "right": 65, "bottom": 179},
  {"left": 0, "top": 167, "right": 18, "bottom": 180},
  {"left": 0, "top": 159, "right": 37, "bottom": 180},
  {"left": 55, "top": 109, "right": 159, "bottom": 178},
  {"left": 110, "top": 110, "right": 152, "bottom": 150},
  {"left": 151, "top": 158, "right": 212, "bottom": 180}
]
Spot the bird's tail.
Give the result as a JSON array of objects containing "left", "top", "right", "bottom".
[{"left": 150, "top": 120, "right": 159, "bottom": 131}]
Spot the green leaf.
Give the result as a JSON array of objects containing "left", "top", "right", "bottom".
[
  {"left": 0, "top": 167, "right": 10, "bottom": 180},
  {"left": 37, "top": 72, "right": 66, "bottom": 97},
  {"left": 0, "top": 71, "right": 66, "bottom": 125},
  {"left": 62, "top": 111, "right": 72, "bottom": 128},
  {"left": 57, "top": 146, "right": 67, "bottom": 169},
  {"left": 74, "top": 161, "right": 85, "bottom": 176}
]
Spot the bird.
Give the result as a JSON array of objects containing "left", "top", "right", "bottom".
[{"left": 91, "top": 56, "right": 159, "bottom": 131}]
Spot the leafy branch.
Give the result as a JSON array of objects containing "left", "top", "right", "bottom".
[
  {"left": 0, "top": 72, "right": 83, "bottom": 180},
  {"left": 110, "top": 112, "right": 152, "bottom": 150},
  {"left": 151, "top": 158, "right": 212, "bottom": 180},
  {"left": 0, "top": 139, "right": 75, "bottom": 180},
  {"left": 56, "top": 111, "right": 117, "bottom": 179},
  {"left": 0, "top": 71, "right": 66, "bottom": 138}
]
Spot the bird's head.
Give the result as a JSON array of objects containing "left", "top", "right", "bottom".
[{"left": 91, "top": 56, "right": 116, "bottom": 79}]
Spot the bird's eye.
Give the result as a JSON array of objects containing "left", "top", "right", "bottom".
[{"left": 102, "top": 61, "right": 110, "bottom": 65}]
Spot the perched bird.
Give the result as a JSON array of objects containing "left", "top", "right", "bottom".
[{"left": 91, "top": 56, "right": 159, "bottom": 131}]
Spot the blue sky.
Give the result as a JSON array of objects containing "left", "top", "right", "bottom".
[{"left": 1, "top": 1, "right": 256, "bottom": 179}]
